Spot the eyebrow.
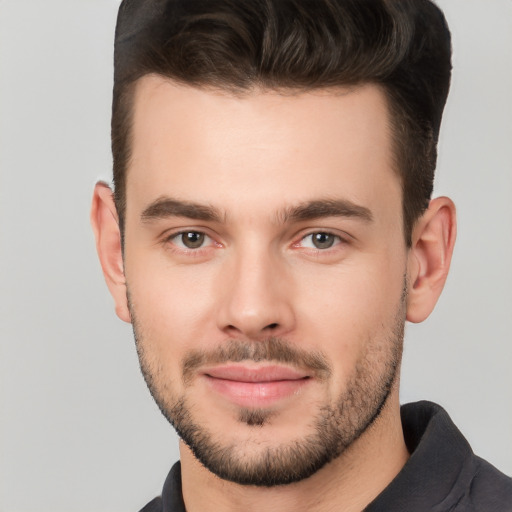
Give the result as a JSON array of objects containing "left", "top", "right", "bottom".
[
  {"left": 141, "top": 197, "right": 224, "bottom": 223},
  {"left": 140, "top": 196, "right": 373, "bottom": 225},
  {"left": 278, "top": 199, "right": 373, "bottom": 224}
]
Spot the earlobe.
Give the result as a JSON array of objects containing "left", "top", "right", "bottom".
[
  {"left": 406, "top": 196, "right": 457, "bottom": 323},
  {"left": 90, "top": 182, "right": 131, "bottom": 323}
]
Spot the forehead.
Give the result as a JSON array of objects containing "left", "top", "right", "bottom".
[{"left": 126, "top": 75, "right": 399, "bottom": 220}]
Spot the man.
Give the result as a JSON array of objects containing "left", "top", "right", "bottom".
[{"left": 91, "top": 0, "right": 512, "bottom": 510}]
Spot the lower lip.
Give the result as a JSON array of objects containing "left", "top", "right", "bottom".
[{"left": 205, "top": 376, "right": 309, "bottom": 407}]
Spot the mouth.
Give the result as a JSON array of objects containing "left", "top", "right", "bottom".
[{"left": 201, "top": 364, "right": 311, "bottom": 407}]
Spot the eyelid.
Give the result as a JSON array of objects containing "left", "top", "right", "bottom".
[
  {"left": 159, "top": 226, "right": 351, "bottom": 253},
  {"left": 292, "top": 229, "right": 351, "bottom": 249},
  {"left": 161, "top": 228, "right": 222, "bottom": 252}
]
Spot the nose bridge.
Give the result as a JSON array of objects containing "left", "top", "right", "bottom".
[{"left": 216, "top": 239, "right": 295, "bottom": 338}]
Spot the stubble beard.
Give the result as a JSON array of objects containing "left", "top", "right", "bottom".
[{"left": 129, "top": 288, "right": 406, "bottom": 487}]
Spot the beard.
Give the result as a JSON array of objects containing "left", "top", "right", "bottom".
[{"left": 129, "top": 286, "right": 406, "bottom": 487}]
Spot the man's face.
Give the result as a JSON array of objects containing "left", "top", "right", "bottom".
[{"left": 122, "top": 76, "right": 409, "bottom": 485}]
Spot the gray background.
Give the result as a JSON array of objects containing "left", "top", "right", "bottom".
[{"left": 0, "top": 0, "right": 511, "bottom": 510}]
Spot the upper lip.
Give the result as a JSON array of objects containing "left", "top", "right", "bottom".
[{"left": 202, "top": 365, "right": 310, "bottom": 383}]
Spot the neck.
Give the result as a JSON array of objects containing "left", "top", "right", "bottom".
[{"left": 180, "top": 390, "right": 409, "bottom": 512}]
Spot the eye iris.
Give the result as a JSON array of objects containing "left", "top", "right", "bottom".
[
  {"left": 182, "top": 232, "right": 205, "bottom": 248},
  {"left": 312, "top": 233, "right": 335, "bottom": 249}
]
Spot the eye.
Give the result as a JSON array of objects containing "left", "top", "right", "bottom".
[
  {"left": 300, "top": 232, "right": 341, "bottom": 250},
  {"left": 171, "top": 231, "right": 211, "bottom": 249}
]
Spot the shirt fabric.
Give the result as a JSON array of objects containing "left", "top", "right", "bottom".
[{"left": 139, "top": 401, "right": 512, "bottom": 511}]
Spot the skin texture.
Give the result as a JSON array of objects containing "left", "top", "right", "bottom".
[{"left": 91, "top": 75, "right": 456, "bottom": 512}]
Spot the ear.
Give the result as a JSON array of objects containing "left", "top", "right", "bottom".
[
  {"left": 90, "top": 182, "right": 131, "bottom": 323},
  {"left": 406, "top": 196, "right": 457, "bottom": 323}
]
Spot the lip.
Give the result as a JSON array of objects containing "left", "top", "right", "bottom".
[{"left": 202, "top": 365, "right": 310, "bottom": 407}]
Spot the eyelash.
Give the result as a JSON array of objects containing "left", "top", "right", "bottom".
[
  {"left": 162, "top": 229, "right": 348, "bottom": 255},
  {"left": 294, "top": 231, "right": 346, "bottom": 251},
  {"left": 162, "top": 230, "right": 220, "bottom": 256}
]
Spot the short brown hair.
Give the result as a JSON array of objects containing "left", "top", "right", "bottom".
[{"left": 112, "top": 0, "right": 452, "bottom": 245}]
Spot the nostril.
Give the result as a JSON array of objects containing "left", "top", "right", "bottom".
[{"left": 265, "top": 323, "right": 279, "bottom": 330}]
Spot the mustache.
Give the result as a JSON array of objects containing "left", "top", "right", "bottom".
[{"left": 182, "top": 337, "right": 332, "bottom": 385}]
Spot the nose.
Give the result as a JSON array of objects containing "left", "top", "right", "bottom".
[{"left": 216, "top": 246, "right": 296, "bottom": 340}]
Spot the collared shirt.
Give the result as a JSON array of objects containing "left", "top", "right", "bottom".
[{"left": 140, "top": 401, "right": 512, "bottom": 512}]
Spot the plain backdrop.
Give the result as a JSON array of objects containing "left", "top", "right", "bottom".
[{"left": 0, "top": 1, "right": 511, "bottom": 510}]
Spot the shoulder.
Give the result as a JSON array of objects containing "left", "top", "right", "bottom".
[
  {"left": 366, "top": 402, "right": 512, "bottom": 512},
  {"left": 138, "top": 497, "right": 162, "bottom": 512},
  {"left": 460, "top": 456, "right": 512, "bottom": 511},
  {"left": 137, "top": 462, "right": 184, "bottom": 512}
]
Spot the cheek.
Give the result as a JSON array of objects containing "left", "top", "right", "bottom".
[
  {"left": 292, "top": 254, "right": 406, "bottom": 373},
  {"left": 124, "top": 247, "right": 221, "bottom": 360}
]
